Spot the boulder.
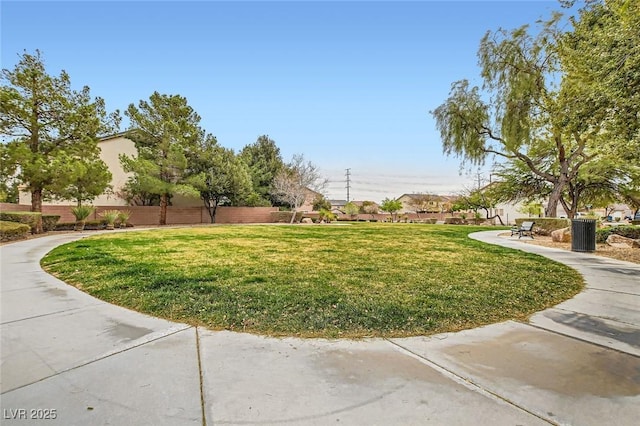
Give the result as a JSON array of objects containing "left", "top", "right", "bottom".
[
  {"left": 301, "top": 217, "right": 313, "bottom": 224},
  {"left": 606, "top": 234, "right": 637, "bottom": 248},
  {"left": 551, "top": 227, "right": 571, "bottom": 243}
]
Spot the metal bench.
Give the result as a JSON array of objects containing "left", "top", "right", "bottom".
[{"left": 511, "top": 221, "right": 535, "bottom": 239}]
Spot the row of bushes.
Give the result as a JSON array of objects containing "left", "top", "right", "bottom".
[
  {"left": 596, "top": 226, "right": 640, "bottom": 243},
  {"left": 0, "top": 220, "right": 31, "bottom": 242},
  {"left": 0, "top": 209, "right": 134, "bottom": 236},
  {"left": 0, "top": 212, "right": 61, "bottom": 233},
  {"left": 443, "top": 217, "right": 490, "bottom": 225},
  {"left": 271, "top": 211, "right": 305, "bottom": 223},
  {"left": 53, "top": 220, "right": 135, "bottom": 231}
]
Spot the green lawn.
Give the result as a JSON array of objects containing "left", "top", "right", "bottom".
[{"left": 41, "top": 223, "right": 584, "bottom": 338}]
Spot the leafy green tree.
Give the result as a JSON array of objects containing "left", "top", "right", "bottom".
[
  {"left": 187, "top": 136, "right": 252, "bottom": 223},
  {"left": 0, "top": 144, "right": 19, "bottom": 202},
  {"left": 318, "top": 208, "right": 336, "bottom": 222},
  {"left": 519, "top": 201, "right": 543, "bottom": 218},
  {"left": 560, "top": 0, "right": 639, "bottom": 211},
  {"left": 561, "top": 0, "right": 640, "bottom": 153},
  {"left": 379, "top": 198, "right": 402, "bottom": 222},
  {"left": 454, "top": 186, "right": 504, "bottom": 225},
  {"left": 432, "top": 18, "right": 607, "bottom": 218},
  {"left": 241, "top": 192, "right": 273, "bottom": 207},
  {"left": 121, "top": 92, "right": 201, "bottom": 225},
  {"left": 117, "top": 175, "right": 162, "bottom": 206},
  {"left": 0, "top": 50, "right": 119, "bottom": 225},
  {"left": 48, "top": 153, "right": 112, "bottom": 206},
  {"left": 312, "top": 195, "right": 331, "bottom": 211},
  {"left": 343, "top": 201, "right": 359, "bottom": 219},
  {"left": 239, "top": 135, "right": 285, "bottom": 206},
  {"left": 271, "top": 154, "right": 327, "bottom": 223}
]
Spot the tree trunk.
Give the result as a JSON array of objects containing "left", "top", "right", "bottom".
[
  {"left": 160, "top": 193, "right": 168, "bottom": 225},
  {"left": 545, "top": 197, "right": 558, "bottom": 217},
  {"left": 289, "top": 208, "right": 298, "bottom": 224},
  {"left": 205, "top": 198, "right": 219, "bottom": 224},
  {"left": 545, "top": 179, "right": 568, "bottom": 217},
  {"left": 31, "top": 189, "right": 42, "bottom": 212},
  {"left": 484, "top": 208, "right": 505, "bottom": 225},
  {"left": 31, "top": 189, "right": 44, "bottom": 234}
]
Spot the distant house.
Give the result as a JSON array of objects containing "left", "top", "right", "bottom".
[
  {"left": 589, "top": 203, "right": 634, "bottom": 221},
  {"left": 19, "top": 133, "right": 200, "bottom": 207},
  {"left": 297, "top": 188, "right": 324, "bottom": 212},
  {"left": 329, "top": 199, "right": 348, "bottom": 214},
  {"left": 397, "top": 194, "right": 456, "bottom": 214}
]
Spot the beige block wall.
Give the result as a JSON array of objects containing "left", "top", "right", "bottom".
[
  {"left": 95, "top": 135, "right": 137, "bottom": 205},
  {"left": 1, "top": 203, "right": 278, "bottom": 226},
  {"left": 18, "top": 135, "right": 201, "bottom": 207}
]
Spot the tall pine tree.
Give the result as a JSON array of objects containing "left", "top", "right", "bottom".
[
  {"left": 122, "top": 92, "right": 201, "bottom": 225},
  {"left": 1, "top": 50, "right": 119, "bottom": 229}
]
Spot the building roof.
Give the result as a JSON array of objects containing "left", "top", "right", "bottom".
[{"left": 98, "top": 131, "right": 131, "bottom": 142}]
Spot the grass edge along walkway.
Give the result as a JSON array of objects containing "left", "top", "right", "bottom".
[{"left": 41, "top": 224, "right": 584, "bottom": 338}]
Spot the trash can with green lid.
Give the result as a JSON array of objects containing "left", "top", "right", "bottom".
[{"left": 571, "top": 218, "right": 596, "bottom": 252}]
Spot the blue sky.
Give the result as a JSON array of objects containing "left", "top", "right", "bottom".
[{"left": 2, "top": 0, "right": 564, "bottom": 202}]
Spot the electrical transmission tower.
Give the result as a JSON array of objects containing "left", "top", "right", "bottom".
[{"left": 345, "top": 168, "right": 351, "bottom": 202}]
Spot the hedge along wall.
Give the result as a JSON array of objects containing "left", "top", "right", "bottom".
[
  {"left": 514, "top": 217, "right": 571, "bottom": 235},
  {"left": 0, "top": 203, "right": 278, "bottom": 226}
]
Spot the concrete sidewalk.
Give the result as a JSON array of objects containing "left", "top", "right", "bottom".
[{"left": 1, "top": 230, "right": 638, "bottom": 425}]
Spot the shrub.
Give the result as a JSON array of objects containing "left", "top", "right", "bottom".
[
  {"left": 71, "top": 205, "right": 94, "bottom": 222},
  {"left": 468, "top": 218, "right": 486, "bottom": 225},
  {"left": 117, "top": 210, "right": 131, "bottom": 227},
  {"left": 318, "top": 208, "right": 337, "bottom": 222},
  {"left": 84, "top": 220, "right": 107, "bottom": 230},
  {"left": 596, "top": 226, "right": 640, "bottom": 243},
  {"left": 0, "top": 211, "right": 42, "bottom": 234},
  {"left": 42, "top": 215, "right": 61, "bottom": 232},
  {"left": 55, "top": 220, "right": 106, "bottom": 231},
  {"left": 444, "top": 217, "right": 465, "bottom": 225},
  {"left": 100, "top": 210, "right": 120, "bottom": 229},
  {"left": 515, "top": 218, "right": 570, "bottom": 236},
  {"left": 54, "top": 222, "right": 76, "bottom": 231},
  {"left": 270, "top": 211, "right": 304, "bottom": 223},
  {"left": 411, "top": 218, "right": 437, "bottom": 224},
  {"left": 0, "top": 220, "right": 31, "bottom": 242}
]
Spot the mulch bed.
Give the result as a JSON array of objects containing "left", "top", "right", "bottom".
[{"left": 512, "top": 234, "right": 640, "bottom": 264}]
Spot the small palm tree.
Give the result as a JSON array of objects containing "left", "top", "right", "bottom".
[
  {"left": 117, "top": 210, "right": 131, "bottom": 228},
  {"left": 100, "top": 210, "right": 120, "bottom": 230},
  {"left": 71, "top": 205, "right": 94, "bottom": 231},
  {"left": 318, "top": 208, "right": 336, "bottom": 223}
]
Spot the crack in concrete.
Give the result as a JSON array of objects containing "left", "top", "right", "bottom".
[
  {"left": 385, "top": 338, "right": 558, "bottom": 426},
  {"left": 195, "top": 326, "right": 207, "bottom": 426},
  {"left": 0, "top": 325, "right": 193, "bottom": 395},
  {"left": 1, "top": 302, "right": 106, "bottom": 325}
]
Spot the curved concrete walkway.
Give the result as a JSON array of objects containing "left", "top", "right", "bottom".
[{"left": 1, "top": 230, "right": 638, "bottom": 425}]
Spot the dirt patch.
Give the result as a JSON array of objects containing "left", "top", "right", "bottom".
[{"left": 517, "top": 234, "right": 640, "bottom": 264}]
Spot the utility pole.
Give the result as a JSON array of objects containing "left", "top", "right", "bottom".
[{"left": 345, "top": 168, "right": 351, "bottom": 202}]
